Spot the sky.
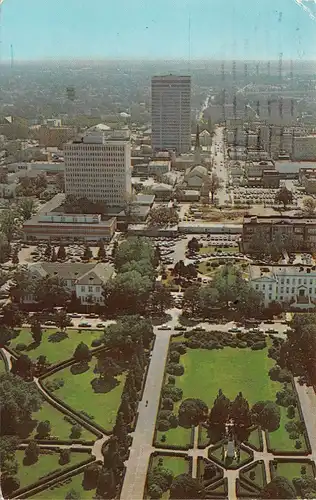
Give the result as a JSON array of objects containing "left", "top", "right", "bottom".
[{"left": 2, "top": 0, "right": 316, "bottom": 61}]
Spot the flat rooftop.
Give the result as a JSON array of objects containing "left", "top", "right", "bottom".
[{"left": 244, "top": 215, "right": 316, "bottom": 225}]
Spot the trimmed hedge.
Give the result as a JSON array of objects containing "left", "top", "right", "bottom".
[
  {"left": 244, "top": 426, "right": 264, "bottom": 452},
  {"left": 265, "top": 377, "right": 312, "bottom": 455},
  {"left": 269, "top": 458, "right": 316, "bottom": 481},
  {"left": 239, "top": 460, "right": 267, "bottom": 491},
  {"left": 208, "top": 442, "right": 254, "bottom": 470},
  {"left": 11, "top": 454, "right": 94, "bottom": 498},
  {"left": 143, "top": 451, "right": 192, "bottom": 500}
]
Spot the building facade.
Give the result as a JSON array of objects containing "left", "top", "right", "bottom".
[
  {"left": 241, "top": 215, "right": 316, "bottom": 252},
  {"left": 23, "top": 212, "right": 117, "bottom": 243},
  {"left": 249, "top": 264, "right": 316, "bottom": 309},
  {"left": 151, "top": 75, "right": 191, "bottom": 154},
  {"left": 26, "top": 262, "right": 114, "bottom": 305},
  {"left": 64, "top": 130, "right": 131, "bottom": 207}
]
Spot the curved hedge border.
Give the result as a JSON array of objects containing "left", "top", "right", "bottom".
[
  {"left": 265, "top": 377, "right": 312, "bottom": 456},
  {"left": 11, "top": 454, "right": 94, "bottom": 499},
  {"left": 208, "top": 442, "right": 254, "bottom": 470},
  {"left": 37, "top": 376, "right": 103, "bottom": 438},
  {"left": 239, "top": 460, "right": 267, "bottom": 491},
  {"left": 205, "top": 477, "right": 228, "bottom": 498},
  {"left": 143, "top": 451, "right": 192, "bottom": 500},
  {"left": 37, "top": 376, "right": 109, "bottom": 435},
  {"left": 244, "top": 426, "right": 263, "bottom": 452}
]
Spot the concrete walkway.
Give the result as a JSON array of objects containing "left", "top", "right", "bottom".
[{"left": 120, "top": 329, "right": 174, "bottom": 500}]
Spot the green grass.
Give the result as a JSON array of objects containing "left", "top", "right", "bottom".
[
  {"left": 160, "top": 343, "right": 306, "bottom": 453},
  {"left": 45, "top": 357, "right": 125, "bottom": 432},
  {"left": 156, "top": 426, "right": 192, "bottom": 449},
  {"left": 246, "top": 428, "right": 262, "bottom": 451},
  {"left": 15, "top": 450, "right": 91, "bottom": 491},
  {"left": 10, "top": 328, "right": 103, "bottom": 364},
  {"left": 242, "top": 461, "right": 266, "bottom": 489},
  {"left": 198, "top": 425, "right": 211, "bottom": 448},
  {"left": 268, "top": 406, "right": 309, "bottom": 453},
  {"left": 272, "top": 460, "right": 314, "bottom": 481},
  {"left": 17, "top": 400, "right": 97, "bottom": 442},
  {"left": 174, "top": 346, "right": 280, "bottom": 406},
  {"left": 197, "top": 261, "right": 220, "bottom": 276},
  {"left": 33, "top": 471, "right": 96, "bottom": 499},
  {"left": 151, "top": 454, "right": 189, "bottom": 477}
]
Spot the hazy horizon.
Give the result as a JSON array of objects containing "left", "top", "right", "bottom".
[{"left": 1, "top": 0, "right": 316, "bottom": 61}]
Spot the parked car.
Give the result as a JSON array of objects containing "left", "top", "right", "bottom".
[
  {"left": 157, "top": 325, "right": 171, "bottom": 330},
  {"left": 228, "top": 327, "right": 241, "bottom": 333},
  {"left": 78, "top": 322, "right": 92, "bottom": 328},
  {"left": 44, "top": 320, "right": 56, "bottom": 326},
  {"left": 96, "top": 323, "right": 105, "bottom": 328},
  {"left": 266, "top": 328, "right": 278, "bottom": 334},
  {"left": 174, "top": 325, "right": 187, "bottom": 331}
]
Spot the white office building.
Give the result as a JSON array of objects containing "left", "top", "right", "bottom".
[
  {"left": 249, "top": 264, "right": 316, "bottom": 309},
  {"left": 64, "top": 130, "right": 131, "bottom": 207},
  {"left": 151, "top": 75, "right": 191, "bottom": 154}
]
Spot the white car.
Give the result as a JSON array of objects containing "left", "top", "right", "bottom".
[{"left": 158, "top": 325, "right": 172, "bottom": 330}]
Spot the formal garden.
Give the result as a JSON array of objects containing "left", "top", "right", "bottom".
[
  {"left": 1, "top": 313, "right": 154, "bottom": 499},
  {"left": 154, "top": 331, "right": 309, "bottom": 454}
]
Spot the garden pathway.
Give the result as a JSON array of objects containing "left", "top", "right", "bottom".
[{"left": 120, "top": 329, "right": 174, "bottom": 500}]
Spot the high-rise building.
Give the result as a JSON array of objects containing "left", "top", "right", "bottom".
[
  {"left": 64, "top": 129, "right": 131, "bottom": 207},
  {"left": 151, "top": 75, "right": 191, "bottom": 153}
]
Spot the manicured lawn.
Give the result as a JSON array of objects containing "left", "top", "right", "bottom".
[
  {"left": 271, "top": 460, "right": 314, "bottom": 481},
  {"left": 15, "top": 450, "right": 91, "bottom": 491},
  {"left": 174, "top": 346, "right": 280, "bottom": 406},
  {"left": 10, "top": 328, "right": 103, "bottom": 364},
  {"left": 45, "top": 357, "right": 125, "bottom": 432},
  {"left": 151, "top": 454, "right": 189, "bottom": 477},
  {"left": 198, "top": 261, "right": 220, "bottom": 276},
  {"left": 198, "top": 425, "right": 211, "bottom": 448},
  {"left": 242, "top": 461, "right": 266, "bottom": 489},
  {"left": 158, "top": 343, "right": 306, "bottom": 453},
  {"left": 268, "top": 406, "right": 309, "bottom": 453},
  {"left": 33, "top": 471, "right": 96, "bottom": 499},
  {"left": 156, "top": 426, "right": 192, "bottom": 449},
  {"left": 17, "top": 400, "right": 97, "bottom": 442},
  {"left": 246, "top": 428, "right": 262, "bottom": 451}
]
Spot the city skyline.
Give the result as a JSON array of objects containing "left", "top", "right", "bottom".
[{"left": 2, "top": 0, "right": 316, "bottom": 61}]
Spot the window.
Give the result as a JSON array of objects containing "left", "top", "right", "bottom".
[
  {"left": 269, "top": 284, "right": 272, "bottom": 291},
  {"left": 96, "top": 287, "right": 100, "bottom": 292},
  {"left": 292, "top": 287, "right": 295, "bottom": 293},
  {"left": 88, "top": 286, "right": 93, "bottom": 292},
  {"left": 81, "top": 286, "right": 85, "bottom": 292},
  {"left": 269, "top": 294, "right": 272, "bottom": 300},
  {"left": 286, "top": 279, "right": 290, "bottom": 284},
  {"left": 255, "top": 285, "right": 259, "bottom": 290}
]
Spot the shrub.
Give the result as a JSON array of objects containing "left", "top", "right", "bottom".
[
  {"left": 37, "top": 420, "right": 51, "bottom": 438},
  {"left": 301, "top": 465, "right": 306, "bottom": 475},
  {"left": 59, "top": 449, "right": 70, "bottom": 465},
  {"left": 160, "top": 434, "right": 166, "bottom": 442},
  {"left": 157, "top": 419, "right": 171, "bottom": 431},
  {"left": 162, "top": 385, "right": 183, "bottom": 402},
  {"left": 162, "top": 398, "right": 174, "bottom": 410},
  {"left": 148, "top": 484, "right": 163, "bottom": 499},
  {"left": 1, "top": 477, "right": 20, "bottom": 496},
  {"left": 70, "top": 424, "right": 82, "bottom": 439},
  {"left": 169, "top": 414, "right": 179, "bottom": 428},
  {"left": 237, "top": 341, "right": 247, "bottom": 348},
  {"left": 295, "top": 440, "right": 302, "bottom": 449},
  {"left": 169, "top": 351, "right": 180, "bottom": 363},
  {"left": 249, "top": 470, "right": 256, "bottom": 480},
  {"left": 91, "top": 339, "right": 102, "bottom": 347},
  {"left": 166, "top": 363, "right": 184, "bottom": 376},
  {"left": 15, "top": 343, "right": 27, "bottom": 351},
  {"left": 170, "top": 343, "right": 187, "bottom": 354},
  {"left": 168, "top": 376, "right": 175, "bottom": 385},
  {"left": 287, "top": 405, "right": 295, "bottom": 419},
  {"left": 251, "top": 341, "right": 266, "bottom": 350},
  {"left": 289, "top": 431, "right": 300, "bottom": 440}
]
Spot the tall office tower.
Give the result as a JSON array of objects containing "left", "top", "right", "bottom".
[
  {"left": 151, "top": 75, "right": 191, "bottom": 153},
  {"left": 64, "top": 129, "right": 131, "bottom": 207}
]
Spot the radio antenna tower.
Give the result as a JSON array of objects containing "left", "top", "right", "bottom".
[
  {"left": 188, "top": 13, "right": 191, "bottom": 74},
  {"left": 10, "top": 43, "right": 13, "bottom": 68}
]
